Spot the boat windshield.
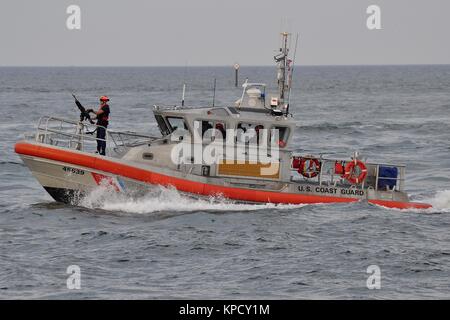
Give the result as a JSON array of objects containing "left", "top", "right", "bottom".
[
  {"left": 155, "top": 114, "right": 170, "bottom": 136},
  {"left": 166, "top": 116, "right": 189, "bottom": 133}
]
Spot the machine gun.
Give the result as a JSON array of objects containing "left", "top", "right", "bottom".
[{"left": 72, "top": 94, "right": 95, "bottom": 124}]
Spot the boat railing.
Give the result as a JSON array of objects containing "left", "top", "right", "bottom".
[
  {"left": 290, "top": 154, "right": 406, "bottom": 192},
  {"left": 33, "top": 116, "right": 158, "bottom": 156}
]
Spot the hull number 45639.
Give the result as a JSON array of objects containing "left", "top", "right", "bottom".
[{"left": 62, "top": 166, "right": 85, "bottom": 175}]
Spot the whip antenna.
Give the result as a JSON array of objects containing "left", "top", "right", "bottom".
[
  {"left": 212, "top": 78, "right": 217, "bottom": 107},
  {"left": 181, "top": 83, "right": 186, "bottom": 107},
  {"left": 181, "top": 62, "right": 188, "bottom": 107}
]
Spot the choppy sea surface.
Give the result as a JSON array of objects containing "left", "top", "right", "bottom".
[{"left": 0, "top": 65, "right": 449, "bottom": 299}]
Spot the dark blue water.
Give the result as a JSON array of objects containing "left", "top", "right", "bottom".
[{"left": 1, "top": 66, "right": 450, "bottom": 299}]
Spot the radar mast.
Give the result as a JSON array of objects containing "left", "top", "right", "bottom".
[{"left": 275, "top": 32, "right": 291, "bottom": 108}]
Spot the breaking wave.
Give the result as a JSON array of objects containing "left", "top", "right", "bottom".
[
  {"left": 79, "top": 184, "right": 306, "bottom": 214},
  {"left": 404, "top": 190, "right": 450, "bottom": 214},
  {"left": 427, "top": 190, "right": 450, "bottom": 212}
]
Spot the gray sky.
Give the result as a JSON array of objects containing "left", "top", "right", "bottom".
[{"left": 1, "top": 0, "right": 449, "bottom": 66}]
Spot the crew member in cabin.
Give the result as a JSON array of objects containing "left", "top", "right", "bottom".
[{"left": 87, "top": 96, "right": 110, "bottom": 156}]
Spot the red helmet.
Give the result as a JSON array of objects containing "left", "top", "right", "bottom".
[{"left": 99, "top": 96, "right": 110, "bottom": 102}]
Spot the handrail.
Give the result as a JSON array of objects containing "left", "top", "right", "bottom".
[
  {"left": 290, "top": 151, "right": 406, "bottom": 168},
  {"left": 108, "top": 129, "right": 156, "bottom": 139},
  {"left": 33, "top": 116, "right": 157, "bottom": 156},
  {"left": 290, "top": 156, "right": 405, "bottom": 192}
]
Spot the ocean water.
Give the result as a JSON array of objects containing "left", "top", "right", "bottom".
[{"left": 0, "top": 65, "right": 450, "bottom": 299}]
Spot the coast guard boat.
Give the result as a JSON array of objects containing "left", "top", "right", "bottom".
[{"left": 15, "top": 33, "right": 431, "bottom": 210}]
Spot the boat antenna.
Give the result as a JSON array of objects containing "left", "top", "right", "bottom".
[
  {"left": 286, "top": 33, "right": 299, "bottom": 116},
  {"left": 181, "top": 83, "right": 186, "bottom": 107},
  {"left": 212, "top": 78, "right": 217, "bottom": 107},
  {"left": 181, "top": 61, "right": 188, "bottom": 107}
]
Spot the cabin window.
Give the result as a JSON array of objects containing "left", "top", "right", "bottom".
[
  {"left": 236, "top": 122, "right": 264, "bottom": 145},
  {"left": 214, "top": 121, "right": 226, "bottom": 140},
  {"left": 270, "top": 126, "right": 290, "bottom": 148},
  {"left": 194, "top": 120, "right": 227, "bottom": 141},
  {"left": 166, "top": 116, "right": 188, "bottom": 133},
  {"left": 155, "top": 115, "right": 170, "bottom": 136},
  {"left": 200, "top": 120, "right": 214, "bottom": 139}
]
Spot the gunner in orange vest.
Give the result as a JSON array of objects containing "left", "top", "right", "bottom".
[{"left": 87, "top": 96, "right": 110, "bottom": 155}]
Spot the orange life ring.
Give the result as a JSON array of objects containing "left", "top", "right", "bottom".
[
  {"left": 298, "top": 157, "right": 321, "bottom": 179},
  {"left": 344, "top": 159, "right": 367, "bottom": 184}
]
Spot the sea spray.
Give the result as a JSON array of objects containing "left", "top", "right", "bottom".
[
  {"left": 403, "top": 189, "right": 450, "bottom": 213},
  {"left": 428, "top": 190, "right": 450, "bottom": 212},
  {"left": 79, "top": 184, "right": 306, "bottom": 214}
]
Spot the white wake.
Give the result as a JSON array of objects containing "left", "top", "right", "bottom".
[
  {"left": 79, "top": 184, "right": 306, "bottom": 214},
  {"left": 78, "top": 182, "right": 450, "bottom": 215},
  {"left": 427, "top": 189, "right": 450, "bottom": 212},
  {"left": 404, "top": 189, "right": 450, "bottom": 213}
]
